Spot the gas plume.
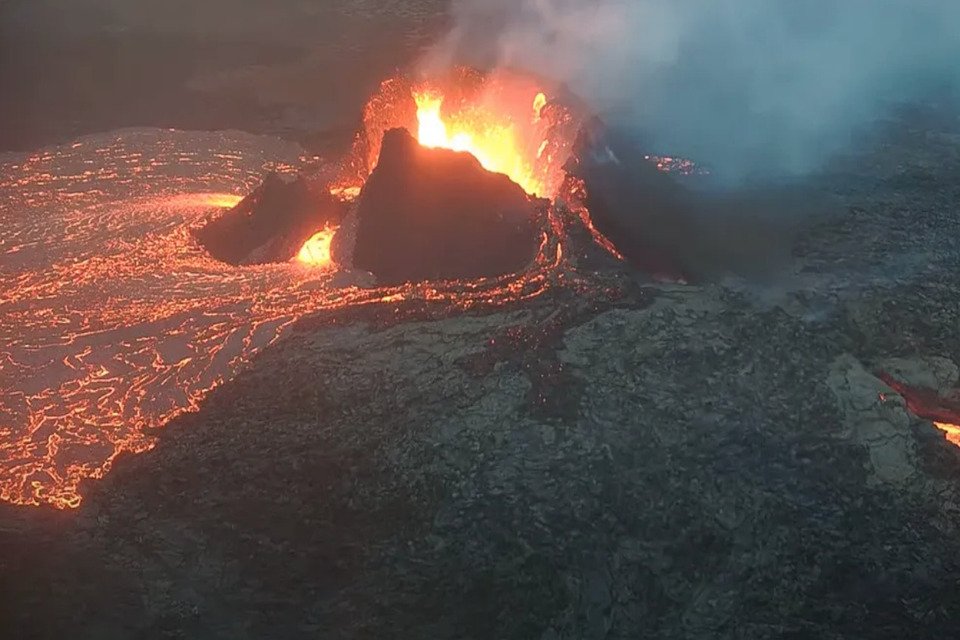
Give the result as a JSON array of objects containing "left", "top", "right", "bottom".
[{"left": 426, "top": 0, "right": 960, "bottom": 182}]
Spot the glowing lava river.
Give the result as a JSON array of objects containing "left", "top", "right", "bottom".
[{"left": 0, "top": 70, "right": 618, "bottom": 509}]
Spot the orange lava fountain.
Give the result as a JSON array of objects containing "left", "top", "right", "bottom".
[
  {"left": 413, "top": 90, "right": 548, "bottom": 196},
  {"left": 1, "top": 70, "right": 613, "bottom": 509},
  {"left": 330, "top": 67, "right": 579, "bottom": 203}
]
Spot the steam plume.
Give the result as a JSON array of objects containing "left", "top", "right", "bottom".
[{"left": 426, "top": 0, "right": 960, "bottom": 182}]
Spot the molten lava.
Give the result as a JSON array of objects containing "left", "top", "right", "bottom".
[
  {"left": 0, "top": 68, "right": 615, "bottom": 509},
  {"left": 296, "top": 224, "right": 338, "bottom": 268},
  {"left": 0, "top": 126, "right": 569, "bottom": 509},
  {"left": 196, "top": 193, "right": 244, "bottom": 208},
  {"left": 332, "top": 68, "right": 576, "bottom": 201},
  {"left": 935, "top": 422, "right": 960, "bottom": 447},
  {"left": 877, "top": 372, "right": 960, "bottom": 448},
  {"left": 329, "top": 186, "right": 361, "bottom": 202},
  {"left": 413, "top": 90, "right": 548, "bottom": 197}
]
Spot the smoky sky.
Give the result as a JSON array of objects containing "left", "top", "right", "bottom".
[{"left": 426, "top": 0, "right": 960, "bottom": 182}]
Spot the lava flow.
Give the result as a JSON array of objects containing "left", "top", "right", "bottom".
[
  {"left": 0, "top": 70, "right": 611, "bottom": 509},
  {"left": 937, "top": 422, "right": 960, "bottom": 447},
  {"left": 296, "top": 224, "right": 338, "bottom": 268},
  {"left": 878, "top": 372, "right": 960, "bottom": 447}
]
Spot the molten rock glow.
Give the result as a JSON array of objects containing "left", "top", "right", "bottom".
[
  {"left": 296, "top": 225, "right": 338, "bottom": 268},
  {"left": 877, "top": 371, "right": 960, "bottom": 450},
  {"left": 0, "top": 125, "right": 570, "bottom": 509},
  {"left": 332, "top": 68, "right": 583, "bottom": 202},
  {"left": 0, "top": 70, "right": 601, "bottom": 509},
  {"left": 414, "top": 90, "right": 548, "bottom": 197},
  {"left": 935, "top": 422, "right": 960, "bottom": 447}
]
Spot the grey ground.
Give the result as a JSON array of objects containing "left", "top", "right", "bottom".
[
  {"left": 3, "top": 2, "right": 960, "bottom": 639},
  {"left": 3, "top": 106, "right": 960, "bottom": 639}
]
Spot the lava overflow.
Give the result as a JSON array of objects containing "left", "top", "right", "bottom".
[{"left": 0, "top": 69, "right": 620, "bottom": 509}]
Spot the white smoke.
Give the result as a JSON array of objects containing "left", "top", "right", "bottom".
[{"left": 426, "top": 0, "right": 960, "bottom": 182}]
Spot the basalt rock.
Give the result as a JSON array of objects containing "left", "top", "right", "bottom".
[
  {"left": 567, "top": 123, "right": 812, "bottom": 282},
  {"left": 565, "top": 123, "right": 691, "bottom": 279},
  {"left": 195, "top": 172, "right": 345, "bottom": 265},
  {"left": 352, "top": 128, "right": 540, "bottom": 284}
]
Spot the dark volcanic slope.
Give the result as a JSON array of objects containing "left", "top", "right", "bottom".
[
  {"left": 353, "top": 128, "right": 540, "bottom": 283},
  {"left": 4, "top": 110, "right": 960, "bottom": 638}
]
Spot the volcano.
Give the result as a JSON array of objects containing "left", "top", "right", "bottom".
[
  {"left": 0, "top": 66, "right": 715, "bottom": 510},
  {"left": 7, "top": 6, "right": 960, "bottom": 638},
  {"left": 211, "top": 66, "right": 783, "bottom": 288},
  {"left": 196, "top": 66, "right": 618, "bottom": 281}
]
